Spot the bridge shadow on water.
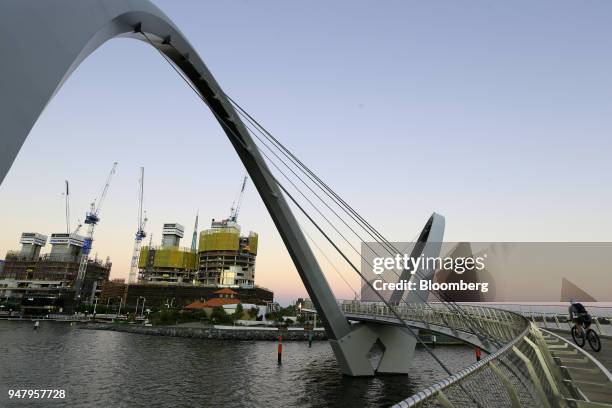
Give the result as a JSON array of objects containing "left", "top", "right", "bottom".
[{"left": 294, "top": 344, "right": 474, "bottom": 407}]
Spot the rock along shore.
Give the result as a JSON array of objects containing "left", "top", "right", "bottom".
[{"left": 79, "top": 322, "right": 328, "bottom": 341}]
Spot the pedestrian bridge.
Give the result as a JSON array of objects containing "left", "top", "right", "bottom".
[
  {"left": 339, "top": 301, "right": 612, "bottom": 407},
  {"left": 1, "top": 2, "right": 611, "bottom": 407}
]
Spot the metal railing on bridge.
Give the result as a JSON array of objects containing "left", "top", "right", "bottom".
[
  {"left": 338, "top": 301, "right": 612, "bottom": 408},
  {"left": 465, "top": 303, "right": 612, "bottom": 337},
  {"left": 340, "top": 301, "right": 525, "bottom": 347}
]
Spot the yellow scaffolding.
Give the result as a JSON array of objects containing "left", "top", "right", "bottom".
[
  {"left": 198, "top": 227, "right": 240, "bottom": 252},
  {"left": 139, "top": 246, "right": 196, "bottom": 270}
]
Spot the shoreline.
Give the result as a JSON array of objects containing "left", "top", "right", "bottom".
[
  {"left": 77, "top": 322, "right": 466, "bottom": 345},
  {"left": 79, "top": 322, "right": 329, "bottom": 341},
  {"left": 1, "top": 319, "right": 468, "bottom": 344}
]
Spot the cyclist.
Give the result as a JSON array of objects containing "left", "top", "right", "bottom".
[{"left": 569, "top": 299, "right": 591, "bottom": 334}]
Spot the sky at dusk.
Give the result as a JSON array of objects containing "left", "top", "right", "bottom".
[{"left": 1, "top": 1, "right": 612, "bottom": 305}]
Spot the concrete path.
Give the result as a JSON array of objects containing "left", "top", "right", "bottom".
[{"left": 546, "top": 327, "right": 612, "bottom": 373}]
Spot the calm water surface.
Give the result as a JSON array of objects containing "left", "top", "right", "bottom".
[{"left": 0, "top": 321, "right": 474, "bottom": 407}]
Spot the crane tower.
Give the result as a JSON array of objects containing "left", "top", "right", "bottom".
[{"left": 128, "top": 167, "right": 147, "bottom": 283}]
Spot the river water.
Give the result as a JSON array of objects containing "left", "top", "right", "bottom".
[{"left": 0, "top": 321, "right": 474, "bottom": 407}]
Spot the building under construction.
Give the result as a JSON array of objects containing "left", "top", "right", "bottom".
[
  {"left": 138, "top": 223, "right": 197, "bottom": 284},
  {"left": 0, "top": 231, "right": 111, "bottom": 314},
  {"left": 197, "top": 218, "right": 258, "bottom": 287},
  {"left": 113, "top": 175, "right": 273, "bottom": 309},
  {"left": 138, "top": 219, "right": 258, "bottom": 288}
]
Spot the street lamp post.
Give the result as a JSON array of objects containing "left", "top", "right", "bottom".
[
  {"left": 116, "top": 298, "right": 122, "bottom": 319},
  {"left": 107, "top": 296, "right": 121, "bottom": 318},
  {"left": 140, "top": 297, "right": 146, "bottom": 317},
  {"left": 164, "top": 297, "right": 174, "bottom": 309},
  {"left": 136, "top": 296, "right": 146, "bottom": 318}
]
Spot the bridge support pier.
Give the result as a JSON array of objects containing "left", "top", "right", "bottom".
[
  {"left": 330, "top": 323, "right": 418, "bottom": 376},
  {"left": 374, "top": 325, "right": 418, "bottom": 374},
  {"left": 330, "top": 324, "right": 378, "bottom": 376}
]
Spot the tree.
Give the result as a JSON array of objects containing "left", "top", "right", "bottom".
[
  {"left": 233, "top": 303, "right": 244, "bottom": 322},
  {"left": 150, "top": 309, "right": 180, "bottom": 326},
  {"left": 211, "top": 306, "right": 232, "bottom": 324},
  {"left": 247, "top": 307, "right": 259, "bottom": 320}
]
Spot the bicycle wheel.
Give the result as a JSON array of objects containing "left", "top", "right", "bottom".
[
  {"left": 587, "top": 329, "right": 601, "bottom": 352},
  {"left": 571, "top": 326, "right": 585, "bottom": 347}
]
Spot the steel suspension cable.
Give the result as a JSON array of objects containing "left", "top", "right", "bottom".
[
  {"left": 225, "top": 95, "right": 501, "bottom": 344},
  {"left": 137, "top": 29, "right": 501, "bottom": 347},
  {"left": 135, "top": 30, "right": 500, "bottom": 404}
]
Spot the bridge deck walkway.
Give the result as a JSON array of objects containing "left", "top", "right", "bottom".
[{"left": 546, "top": 327, "right": 612, "bottom": 373}]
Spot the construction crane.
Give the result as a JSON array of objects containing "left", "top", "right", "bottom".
[
  {"left": 73, "top": 219, "right": 83, "bottom": 235},
  {"left": 128, "top": 167, "right": 147, "bottom": 284},
  {"left": 64, "top": 180, "right": 70, "bottom": 233},
  {"left": 229, "top": 174, "right": 248, "bottom": 223},
  {"left": 63, "top": 180, "right": 83, "bottom": 234},
  {"left": 74, "top": 162, "right": 118, "bottom": 300}
]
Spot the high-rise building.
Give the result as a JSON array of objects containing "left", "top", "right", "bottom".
[
  {"left": 197, "top": 218, "right": 258, "bottom": 287},
  {"left": 49, "top": 232, "right": 85, "bottom": 257},
  {"left": 18, "top": 232, "right": 47, "bottom": 259},
  {"left": 161, "top": 223, "right": 184, "bottom": 248},
  {"left": 138, "top": 218, "right": 259, "bottom": 288},
  {"left": 0, "top": 231, "right": 111, "bottom": 314},
  {"left": 138, "top": 223, "right": 197, "bottom": 283}
]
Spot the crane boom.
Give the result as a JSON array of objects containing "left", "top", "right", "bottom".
[
  {"left": 137, "top": 167, "right": 144, "bottom": 232},
  {"left": 229, "top": 174, "right": 248, "bottom": 222},
  {"left": 64, "top": 180, "right": 70, "bottom": 234},
  {"left": 74, "top": 162, "right": 118, "bottom": 301},
  {"left": 85, "top": 162, "right": 117, "bottom": 225}
]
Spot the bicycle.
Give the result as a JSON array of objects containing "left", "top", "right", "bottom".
[{"left": 571, "top": 320, "right": 601, "bottom": 352}]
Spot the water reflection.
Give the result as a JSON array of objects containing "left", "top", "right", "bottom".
[{"left": 0, "top": 321, "right": 473, "bottom": 407}]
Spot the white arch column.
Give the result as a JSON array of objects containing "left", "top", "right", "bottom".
[
  {"left": 0, "top": 1, "right": 446, "bottom": 376},
  {"left": 0, "top": 0, "right": 378, "bottom": 375}
]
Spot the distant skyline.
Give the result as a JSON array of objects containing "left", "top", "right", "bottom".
[{"left": 1, "top": 1, "right": 612, "bottom": 304}]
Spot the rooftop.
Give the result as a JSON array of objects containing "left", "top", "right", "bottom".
[
  {"left": 214, "top": 288, "right": 238, "bottom": 296},
  {"left": 184, "top": 298, "right": 240, "bottom": 309}
]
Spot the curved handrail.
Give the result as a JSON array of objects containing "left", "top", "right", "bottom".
[
  {"left": 392, "top": 321, "right": 531, "bottom": 407},
  {"left": 339, "top": 301, "right": 526, "bottom": 350},
  {"left": 337, "top": 301, "right": 605, "bottom": 407}
]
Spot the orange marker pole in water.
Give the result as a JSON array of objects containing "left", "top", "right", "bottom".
[{"left": 277, "top": 335, "right": 283, "bottom": 365}]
